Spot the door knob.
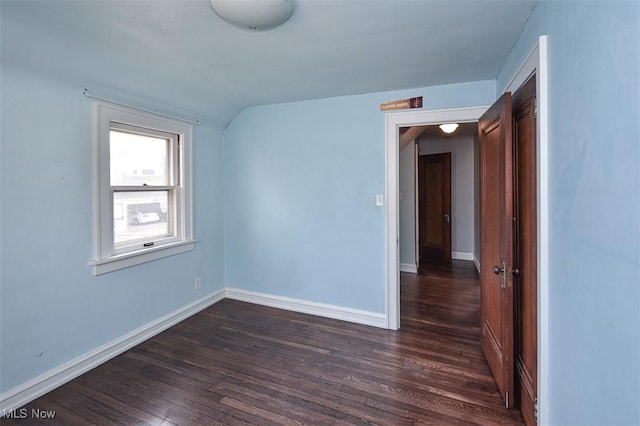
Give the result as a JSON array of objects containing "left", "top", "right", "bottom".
[
  {"left": 492, "top": 265, "right": 502, "bottom": 274},
  {"left": 512, "top": 268, "right": 520, "bottom": 276}
]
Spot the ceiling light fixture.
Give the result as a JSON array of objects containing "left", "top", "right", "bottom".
[
  {"left": 209, "top": 0, "right": 294, "bottom": 31},
  {"left": 439, "top": 123, "right": 459, "bottom": 134}
]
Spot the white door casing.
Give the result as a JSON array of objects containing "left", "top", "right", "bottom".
[{"left": 384, "top": 106, "right": 489, "bottom": 330}]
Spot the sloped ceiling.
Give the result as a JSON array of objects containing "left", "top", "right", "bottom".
[{"left": 1, "top": 0, "right": 536, "bottom": 128}]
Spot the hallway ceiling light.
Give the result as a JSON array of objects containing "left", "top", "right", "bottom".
[
  {"left": 209, "top": 0, "right": 294, "bottom": 31},
  {"left": 439, "top": 123, "right": 459, "bottom": 134}
]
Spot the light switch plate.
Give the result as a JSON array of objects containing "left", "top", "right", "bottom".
[{"left": 376, "top": 194, "right": 384, "bottom": 206}]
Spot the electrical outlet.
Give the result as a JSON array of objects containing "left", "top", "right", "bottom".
[{"left": 194, "top": 276, "right": 202, "bottom": 290}]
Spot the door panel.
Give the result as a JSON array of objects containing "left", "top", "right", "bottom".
[
  {"left": 418, "top": 153, "right": 451, "bottom": 263},
  {"left": 513, "top": 74, "right": 537, "bottom": 425},
  {"left": 479, "top": 92, "right": 515, "bottom": 407}
]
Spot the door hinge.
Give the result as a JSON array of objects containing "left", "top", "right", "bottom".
[
  {"left": 534, "top": 397, "right": 539, "bottom": 422},
  {"left": 534, "top": 97, "right": 538, "bottom": 119}
]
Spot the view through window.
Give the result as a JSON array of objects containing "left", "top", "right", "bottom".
[{"left": 110, "top": 128, "right": 173, "bottom": 246}]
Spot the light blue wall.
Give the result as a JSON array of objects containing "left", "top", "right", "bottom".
[
  {"left": 0, "top": 65, "right": 225, "bottom": 393},
  {"left": 498, "top": 1, "right": 640, "bottom": 424},
  {"left": 223, "top": 81, "right": 495, "bottom": 313}
]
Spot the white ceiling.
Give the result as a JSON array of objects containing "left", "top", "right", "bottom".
[{"left": 1, "top": 0, "right": 536, "bottom": 128}]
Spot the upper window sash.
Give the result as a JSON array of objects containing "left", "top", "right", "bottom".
[{"left": 109, "top": 123, "right": 179, "bottom": 188}]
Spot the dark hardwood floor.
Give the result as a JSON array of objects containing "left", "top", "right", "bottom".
[{"left": 3, "top": 261, "right": 524, "bottom": 425}]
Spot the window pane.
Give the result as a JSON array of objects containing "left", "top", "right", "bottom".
[
  {"left": 114, "top": 191, "right": 170, "bottom": 245},
  {"left": 110, "top": 129, "right": 169, "bottom": 186}
]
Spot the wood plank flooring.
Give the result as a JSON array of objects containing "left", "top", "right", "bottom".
[{"left": 3, "top": 260, "right": 524, "bottom": 425}]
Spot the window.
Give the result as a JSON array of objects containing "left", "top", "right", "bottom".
[{"left": 91, "top": 103, "right": 194, "bottom": 275}]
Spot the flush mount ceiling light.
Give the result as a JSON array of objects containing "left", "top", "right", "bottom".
[
  {"left": 209, "top": 0, "right": 294, "bottom": 31},
  {"left": 439, "top": 123, "right": 459, "bottom": 134}
]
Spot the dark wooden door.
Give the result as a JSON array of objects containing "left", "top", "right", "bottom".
[
  {"left": 479, "top": 93, "right": 515, "bottom": 407},
  {"left": 513, "top": 74, "right": 537, "bottom": 425},
  {"left": 418, "top": 153, "right": 451, "bottom": 264}
]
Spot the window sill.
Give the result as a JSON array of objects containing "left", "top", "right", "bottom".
[{"left": 91, "top": 239, "right": 196, "bottom": 275}]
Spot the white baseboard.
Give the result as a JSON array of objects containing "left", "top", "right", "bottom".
[
  {"left": 1, "top": 287, "right": 388, "bottom": 413},
  {"left": 0, "top": 289, "right": 226, "bottom": 414},
  {"left": 473, "top": 255, "right": 481, "bottom": 273},
  {"left": 400, "top": 263, "right": 418, "bottom": 274},
  {"left": 225, "top": 287, "right": 387, "bottom": 329},
  {"left": 452, "top": 251, "right": 475, "bottom": 261}
]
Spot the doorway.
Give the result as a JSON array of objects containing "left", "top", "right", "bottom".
[
  {"left": 386, "top": 36, "right": 548, "bottom": 424},
  {"left": 412, "top": 122, "right": 481, "bottom": 268},
  {"left": 385, "top": 106, "right": 488, "bottom": 330}
]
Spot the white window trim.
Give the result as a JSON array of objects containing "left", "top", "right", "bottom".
[{"left": 91, "top": 102, "right": 195, "bottom": 275}]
